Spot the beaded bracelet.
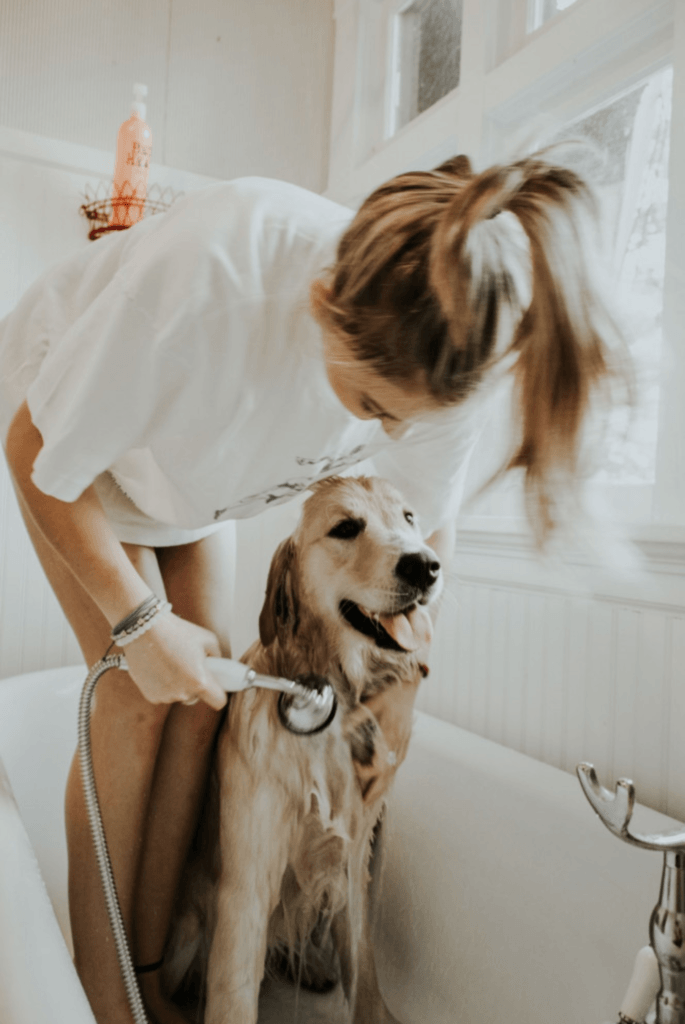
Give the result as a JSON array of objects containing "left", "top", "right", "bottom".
[
  {"left": 111, "top": 595, "right": 172, "bottom": 648},
  {"left": 112, "top": 594, "right": 158, "bottom": 635}
]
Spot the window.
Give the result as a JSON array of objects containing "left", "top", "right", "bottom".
[
  {"left": 353, "top": 0, "right": 463, "bottom": 164},
  {"left": 390, "top": 0, "right": 463, "bottom": 134},
  {"left": 559, "top": 65, "right": 672, "bottom": 486}
]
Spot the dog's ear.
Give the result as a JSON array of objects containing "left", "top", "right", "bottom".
[{"left": 259, "top": 537, "right": 300, "bottom": 647}]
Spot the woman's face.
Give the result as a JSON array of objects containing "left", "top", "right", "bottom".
[{"left": 322, "top": 331, "right": 437, "bottom": 439}]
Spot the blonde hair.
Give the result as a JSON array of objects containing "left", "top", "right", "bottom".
[{"left": 311, "top": 152, "right": 630, "bottom": 544}]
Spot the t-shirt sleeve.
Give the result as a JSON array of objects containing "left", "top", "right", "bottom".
[
  {"left": 369, "top": 411, "right": 483, "bottom": 538},
  {"left": 26, "top": 259, "right": 208, "bottom": 502}
]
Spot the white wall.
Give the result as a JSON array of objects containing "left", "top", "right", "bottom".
[{"left": 0, "top": 0, "right": 334, "bottom": 192}]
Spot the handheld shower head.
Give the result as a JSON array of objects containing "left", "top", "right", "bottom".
[
  {"left": 276, "top": 674, "right": 337, "bottom": 735},
  {"left": 206, "top": 658, "right": 337, "bottom": 736}
]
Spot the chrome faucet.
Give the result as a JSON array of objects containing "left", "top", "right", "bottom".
[{"left": 577, "top": 763, "right": 685, "bottom": 1024}]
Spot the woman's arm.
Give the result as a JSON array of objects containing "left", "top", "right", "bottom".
[
  {"left": 6, "top": 402, "right": 155, "bottom": 624},
  {"left": 5, "top": 400, "right": 226, "bottom": 708}
]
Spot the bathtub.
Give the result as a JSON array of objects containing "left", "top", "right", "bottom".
[{"left": 0, "top": 664, "right": 677, "bottom": 1024}]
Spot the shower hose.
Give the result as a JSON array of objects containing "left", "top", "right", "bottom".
[{"left": 77, "top": 652, "right": 151, "bottom": 1024}]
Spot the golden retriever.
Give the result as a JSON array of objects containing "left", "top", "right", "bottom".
[{"left": 166, "top": 475, "right": 443, "bottom": 1023}]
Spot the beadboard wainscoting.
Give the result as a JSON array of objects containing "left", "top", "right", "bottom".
[{"left": 417, "top": 526, "right": 685, "bottom": 821}]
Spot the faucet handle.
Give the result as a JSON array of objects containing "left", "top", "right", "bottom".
[{"left": 576, "top": 763, "right": 685, "bottom": 852}]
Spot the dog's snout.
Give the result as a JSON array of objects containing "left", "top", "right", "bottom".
[{"left": 395, "top": 552, "right": 441, "bottom": 592}]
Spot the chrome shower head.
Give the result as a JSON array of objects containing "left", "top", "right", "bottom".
[
  {"left": 277, "top": 674, "right": 337, "bottom": 735},
  {"left": 206, "top": 658, "right": 337, "bottom": 736}
]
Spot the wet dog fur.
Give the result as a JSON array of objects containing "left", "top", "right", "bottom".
[{"left": 164, "top": 476, "right": 443, "bottom": 1023}]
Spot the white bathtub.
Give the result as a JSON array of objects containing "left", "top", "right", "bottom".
[{"left": 0, "top": 664, "right": 677, "bottom": 1024}]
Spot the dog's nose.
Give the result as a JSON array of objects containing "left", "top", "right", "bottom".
[{"left": 395, "top": 552, "right": 441, "bottom": 592}]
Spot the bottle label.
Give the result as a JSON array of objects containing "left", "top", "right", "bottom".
[{"left": 127, "top": 141, "right": 151, "bottom": 169}]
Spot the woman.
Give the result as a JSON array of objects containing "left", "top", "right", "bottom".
[{"left": 0, "top": 153, "right": 623, "bottom": 1024}]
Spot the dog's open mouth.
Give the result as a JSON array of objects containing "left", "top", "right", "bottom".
[{"left": 339, "top": 599, "right": 433, "bottom": 653}]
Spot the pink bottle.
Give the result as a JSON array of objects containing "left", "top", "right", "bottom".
[{"left": 109, "top": 83, "right": 152, "bottom": 229}]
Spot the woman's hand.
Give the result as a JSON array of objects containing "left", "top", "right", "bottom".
[{"left": 117, "top": 611, "right": 227, "bottom": 710}]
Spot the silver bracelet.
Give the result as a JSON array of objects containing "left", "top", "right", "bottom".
[{"left": 111, "top": 596, "right": 172, "bottom": 648}]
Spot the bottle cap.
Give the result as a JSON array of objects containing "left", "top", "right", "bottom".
[{"left": 131, "top": 83, "right": 147, "bottom": 120}]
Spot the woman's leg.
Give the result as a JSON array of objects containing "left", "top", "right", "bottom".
[
  {"left": 132, "top": 528, "right": 235, "bottom": 1019},
  {"left": 14, "top": 490, "right": 171, "bottom": 1024}
]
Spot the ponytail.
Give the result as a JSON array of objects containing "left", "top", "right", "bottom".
[{"left": 430, "top": 156, "right": 629, "bottom": 542}]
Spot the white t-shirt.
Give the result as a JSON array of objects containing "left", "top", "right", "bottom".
[{"left": 0, "top": 177, "right": 483, "bottom": 537}]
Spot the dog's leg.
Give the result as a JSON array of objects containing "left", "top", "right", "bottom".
[
  {"left": 335, "top": 819, "right": 403, "bottom": 1024},
  {"left": 205, "top": 740, "right": 293, "bottom": 1024},
  {"left": 353, "top": 843, "right": 403, "bottom": 1024}
]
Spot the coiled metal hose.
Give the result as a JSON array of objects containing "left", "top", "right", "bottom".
[{"left": 77, "top": 653, "right": 150, "bottom": 1024}]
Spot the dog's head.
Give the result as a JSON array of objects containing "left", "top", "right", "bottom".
[{"left": 258, "top": 476, "right": 443, "bottom": 691}]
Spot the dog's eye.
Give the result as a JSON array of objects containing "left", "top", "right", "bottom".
[
  {"left": 328, "top": 517, "right": 365, "bottom": 540},
  {"left": 404, "top": 511, "right": 415, "bottom": 525}
]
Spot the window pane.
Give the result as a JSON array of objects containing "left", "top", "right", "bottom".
[
  {"left": 527, "top": 0, "right": 579, "bottom": 33},
  {"left": 394, "top": 0, "right": 462, "bottom": 133},
  {"left": 557, "top": 66, "right": 672, "bottom": 484}
]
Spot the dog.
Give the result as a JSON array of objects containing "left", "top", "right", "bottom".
[{"left": 166, "top": 475, "right": 443, "bottom": 1023}]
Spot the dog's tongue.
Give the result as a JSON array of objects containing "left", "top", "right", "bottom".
[{"left": 378, "top": 605, "right": 433, "bottom": 652}]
